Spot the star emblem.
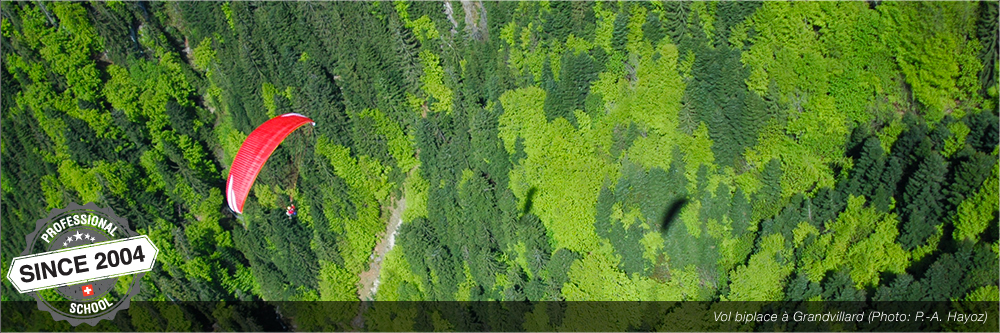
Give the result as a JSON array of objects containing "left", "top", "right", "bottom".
[
  {"left": 73, "top": 231, "right": 83, "bottom": 241},
  {"left": 63, "top": 241, "right": 68, "bottom": 247},
  {"left": 84, "top": 233, "right": 92, "bottom": 240}
]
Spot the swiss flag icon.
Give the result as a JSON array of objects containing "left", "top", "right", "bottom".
[{"left": 81, "top": 284, "right": 94, "bottom": 297}]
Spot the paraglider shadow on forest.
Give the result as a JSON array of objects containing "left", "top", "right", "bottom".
[
  {"left": 659, "top": 198, "right": 689, "bottom": 233},
  {"left": 521, "top": 187, "right": 538, "bottom": 217},
  {"left": 651, "top": 196, "right": 726, "bottom": 288}
]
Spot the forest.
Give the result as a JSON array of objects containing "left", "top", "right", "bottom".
[{"left": 1, "top": 1, "right": 998, "bottom": 331}]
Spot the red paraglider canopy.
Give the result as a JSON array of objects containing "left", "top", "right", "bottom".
[{"left": 226, "top": 113, "right": 315, "bottom": 214}]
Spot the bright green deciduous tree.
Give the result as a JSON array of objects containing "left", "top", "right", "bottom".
[
  {"left": 952, "top": 162, "right": 999, "bottom": 242},
  {"left": 879, "top": 1, "right": 982, "bottom": 121}
]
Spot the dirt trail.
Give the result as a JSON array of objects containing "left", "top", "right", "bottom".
[{"left": 357, "top": 196, "right": 406, "bottom": 301}]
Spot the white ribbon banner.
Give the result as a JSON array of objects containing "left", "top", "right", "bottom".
[{"left": 6, "top": 236, "right": 159, "bottom": 293}]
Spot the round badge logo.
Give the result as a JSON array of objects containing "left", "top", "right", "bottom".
[{"left": 5, "top": 202, "right": 159, "bottom": 326}]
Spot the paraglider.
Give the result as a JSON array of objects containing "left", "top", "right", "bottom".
[{"left": 226, "top": 113, "right": 315, "bottom": 215}]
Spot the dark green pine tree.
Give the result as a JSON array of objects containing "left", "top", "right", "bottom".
[
  {"left": 295, "top": 62, "right": 353, "bottom": 148},
  {"left": 811, "top": 187, "right": 845, "bottom": 228},
  {"left": 927, "top": 116, "right": 956, "bottom": 152},
  {"left": 611, "top": 10, "right": 629, "bottom": 55},
  {"left": 977, "top": 1, "right": 999, "bottom": 96},
  {"left": 544, "top": 50, "right": 600, "bottom": 128},
  {"left": 899, "top": 152, "right": 948, "bottom": 251},
  {"left": 546, "top": 248, "right": 580, "bottom": 298},
  {"left": 541, "top": 56, "right": 556, "bottom": 93},
  {"left": 845, "top": 125, "right": 872, "bottom": 159},
  {"left": 698, "top": 44, "right": 755, "bottom": 167},
  {"left": 542, "top": 1, "right": 573, "bottom": 43},
  {"left": 753, "top": 159, "right": 784, "bottom": 221},
  {"left": 858, "top": 138, "right": 887, "bottom": 197},
  {"left": 730, "top": 188, "right": 753, "bottom": 238},
  {"left": 760, "top": 194, "right": 806, "bottom": 248},
  {"left": 920, "top": 253, "right": 966, "bottom": 301},
  {"left": 880, "top": 155, "right": 905, "bottom": 198},
  {"left": 642, "top": 11, "right": 664, "bottom": 46},
  {"left": 701, "top": 183, "right": 732, "bottom": 225},
  {"left": 711, "top": 1, "right": 762, "bottom": 48},
  {"left": 661, "top": 1, "right": 689, "bottom": 47},
  {"left": 946, "top": 150, "right": 995, "bottom": 208},
  {"left": 954, "top": 242, "right": 1000, "bottom": 296},
  {"left": 964, "top": 111, "right": 999, "bottom": 154},
  {"left": 889, "top": 114, "right": 929, "bottom": 169},
  {"left": 821, "top": 269, "right": 867, "bottom": 301},
  {"left": 883, "top": 115, "right": 928, "bottom": 197},
  {"left": 542, "top": 56, "right": 574, "bottom": 125},
  {"left": 873, "top": 273, "right": 924, "bottom": 301},
  {"left": 845, "top": 136, "right": 886, "bottom": 198},
  {"left": 785, "top": 273, "right": 823, "bottom": 301},
  {"left": 871, "top": 184, "right": 894, "bottom": 213}
]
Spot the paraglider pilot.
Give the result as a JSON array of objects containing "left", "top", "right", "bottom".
[{"left": 225, "top": 113, "right": 315, "bottom": 215}]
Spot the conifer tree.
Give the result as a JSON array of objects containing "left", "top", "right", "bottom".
[{"left": 899, "top": 152, "right": 948, "bottom": 250}]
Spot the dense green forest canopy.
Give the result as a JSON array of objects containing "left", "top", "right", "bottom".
[{"left": 1, "top": 1, "right": 998, "bottom": 331}]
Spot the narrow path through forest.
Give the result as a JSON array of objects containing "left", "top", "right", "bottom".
[
  {"left": 357, "top": 195, "right": 406, "bottom": 301},
  {"left": 351, "top": 192, "right": 406, "bottom": 330}
]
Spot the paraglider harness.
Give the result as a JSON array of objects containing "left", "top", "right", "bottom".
[{"left": 286, "top": 194, "right": 298, "bottom": 218}]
